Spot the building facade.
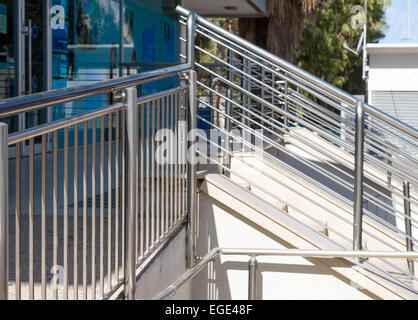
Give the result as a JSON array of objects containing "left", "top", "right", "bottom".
[
  {"left": 367, "top": 43, "right": 418, "bottom": 130},
  {"left": 0, "top": 0, "right": 180, "bottom": 135}
]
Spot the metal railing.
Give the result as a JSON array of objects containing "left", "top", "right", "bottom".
[
  {"left": 176, "top": 6, "right": 417, "bottom": 282},
  {"left": 0, "top": 64, "right": 194, "bottom": 300},
  {"left": 1, "top": 5, "right": 417, "bottom": 301},
  {"left": 153, "top": 248, "right": 418, "bottom": 300}
]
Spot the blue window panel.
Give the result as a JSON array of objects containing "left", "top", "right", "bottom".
[{"left": 198, "top": 106, "right": 212, "bottom": 131}]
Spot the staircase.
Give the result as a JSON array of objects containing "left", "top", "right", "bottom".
[{"left": 176, "top": 6, "right": 418, "bottom": 299}]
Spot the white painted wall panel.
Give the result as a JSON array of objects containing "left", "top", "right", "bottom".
[
  {"left": 190, "top": 193, "right": 371, "bottom": 300},
  {"left": 370, "top": 91, "right": 418, "bottom": 129}
]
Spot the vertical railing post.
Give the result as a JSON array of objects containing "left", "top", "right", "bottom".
[
  {"left": 186, "top": 12, "right": 197, "bottom": 268},
  {"left": 353, "top": 99, "right": 365, "bottom": 252},
  {"left": 403, "top": 181, "right": 414, "bottom": 275},
  {"left": 187, "top": 12, "right": 196, "bottom": 67},
  {"left": 248, "top": 256, "right": 257, "bottom": 300},
  {"left": 284, "top": 79, "right": 289, "bottom": 132},
  {"left": 0, "top": 123, "right": 9, "bottom": 300},
  {"left": 387, "top": 152, "right": 392, "bottom": 188},
  {"left": 227, "top": 49, "right": 233, "bottom": 82},
  {"left": 124, "top": 87, "right": 138, "bottom": 300},
  {"left": 243, "top": 58, "right": 250, "bottom": 153},
  {"left": 209, "top": 75, "right": 214, "bottom": 126},
  {"left": 224, "top": 89, "right": 232, "bottom": 176},
  {"left": 187, "top": 71, "right": 197, "bottom": 268}
]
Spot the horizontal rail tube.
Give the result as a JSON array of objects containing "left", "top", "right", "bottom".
[
  {"left": 153, "top": 248, "right": 418, "bottom": 300},
  {"left": 220, "top": 248, "right": 418, "bottom": 259},
  {"left": 7, "top": 87, "right": 188, "bottom": 146},
  {"left": 8, "top": 103, "right": 125, "bottom": 145},
  {"left": 0, "top": 64, "right": 192, "bottom": 118},
  {"left": 176, "top": 6, "right": 418, "bottom": 140},
  {"left": 364, "top": 102, "right": 418, "bottom": 140}
]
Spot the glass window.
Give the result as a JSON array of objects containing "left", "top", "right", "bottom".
[
  {"left": 49, "top": 0, "right": 180, "bottom": 147},
  {"left": 51, "top": 0, "right": 122, "bottom": 121},
  {"left": 0, "top": 0, "right": 17, "bottom": 133},
  {"left": 51, "top": 0, "right": 180, "bottom": 120},
  {"left": 124, "top": 0, "right": 179, "bottom": 95}
]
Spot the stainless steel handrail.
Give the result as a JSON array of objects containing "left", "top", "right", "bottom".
[
  {"left": 0, "top": 61, "right": 194, "bottom": 300},
  {"left": 184, "top": 5, "right": 418, "bottom": 285},
  {"left": 194, "top": 35, "right": 418, "bottom": 189},
  {"left": 7, "top": 86, "right": 189, "bottom": 146},
  {"left": 197, "top": 66, "right": 418, "bottom": 186},
  {"left": 153, "top": 247, "right": 418, "bottom": 300},
  {"left": 199, "top": 80, "right": 418, "bottom": 233},
  {"left": 0, "top": 63, "right": 192, "bottom": 118},
  {"left": 200, "top": 94, "right": 418, "bottom": 230},
  {"left": 176, "top": 5, "right": 418, "bottom": 140}
]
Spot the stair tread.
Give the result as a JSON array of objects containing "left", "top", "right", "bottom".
[
  {"left": 284, "top": 127, "right": 407, "bottom": 188},
  {"left": 229, "top": 155, "right": 416, "bottom": 277}
]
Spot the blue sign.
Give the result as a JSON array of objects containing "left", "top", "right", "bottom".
[
  {"left": 32, "top": 26, "right": 38, "bottom": 39},
  {"left": 32, "top": 76, "right": 38, "bottom": 89},
  {"left": 143, "top": 26, "right": 156, "bottom": 63},
  {"left": 0, "top": 4, "right": 7, "bottom": 34}
]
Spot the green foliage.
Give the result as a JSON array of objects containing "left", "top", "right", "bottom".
[{"left": 294, "top": 0, "right": 389, "bottom": 94}]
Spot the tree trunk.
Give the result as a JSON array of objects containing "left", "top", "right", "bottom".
[{"left": 239, "top": 0, "right": 316, "bottom": 62}]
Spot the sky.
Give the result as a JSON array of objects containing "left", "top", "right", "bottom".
[{"left": 381, "top": 0, "right": 418, "bottom": 43}]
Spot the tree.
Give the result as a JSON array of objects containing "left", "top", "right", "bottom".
[
  {"left": 294, "top": 0, "right": 388, "bottom": 95},
  {"left": 239, "top": 0, "right": 317, "bottom": 61}
]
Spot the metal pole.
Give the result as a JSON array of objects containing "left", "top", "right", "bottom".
[
  {"left": 248, "top": 256, "right": 257, "bottom": 300},
  {"left": 187, "top": 71, "right": 197, "bottom": 268},
  {"left": 0, "top": 123, "right": 9, "bottom": 300},
  {"left": 153, "top": 247, "right": 418, "bottom": 300},
  {"left": 124, "top": 87, "right": 138, "bottom": 300},
  {"left": 186, "top": 12, "right": 197, "bottom": 268},
  {"left": 16, "top": 0, "right": 25, "bottom": 97},
  {"left": 187, "top": 13, "right": 196, "bottom": 67},
  {"left": 403, "top": 181, "right": 414, "bottom": 275},
  {"left": 209, "top": 74, "right": 214, "bottom": 125},
  {"left": 387, "top": 152, "right": 392, "bottom": 188},
  {"left": 27, "top": 19, "right": 32, "bottom": 94},
  {"left": 44, "top": 0, "right": 53, "bottom": 147},
  {"left": 284, "top": 80, "right": 289, "bottom": 131},
  {"left": 224, "top": 89, "right": 232, "bottom": 176},
  {"left": 44, "top": 0, "right": 52, "bottom": 92},
  {"left": 16, "top": 0, "right": 25, "bottom": 132},
  {"left": 243, "top": 58, "right": 250, "bottom": 152},
  {"left": 119, "top": 0, "right": 125, "bottom": 77},
  {"left": 362, "top": 0, "right": 368, "bottom": 82},
  {"left": 353, "top": 99, "right": 365, "bottom": 251},
  {"left": 228, "top": 49, "right": 233, "bottom": 82}
]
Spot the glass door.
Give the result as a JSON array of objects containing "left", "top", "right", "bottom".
[
  {"left": 0, "top": 0, "right": 52, "bottom": 156},
  {"left": 23, "top": 0, "right": 48, "bottom": 131},
  {"left": 0, "top": 0, "right": 18, "bottom": 133}
]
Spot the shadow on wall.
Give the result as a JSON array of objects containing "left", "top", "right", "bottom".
[
  {"left": 219, "top": 261, "right": 331, "bottom": 300},
  {"left": 191, "top": 192, "right": 232, "bottom": 300}
]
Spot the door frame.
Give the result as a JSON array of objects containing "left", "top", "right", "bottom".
[{"left": 11, "top": 0, "right": 53, "bottom": 157}]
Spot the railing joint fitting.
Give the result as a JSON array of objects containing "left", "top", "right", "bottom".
[{"left": 354, "top": 257, "right": 368, "bottom": 264}]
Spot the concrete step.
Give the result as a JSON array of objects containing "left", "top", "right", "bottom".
[
  {"left": 284, "top": 127, "right": 409, "bottom": 189},
  {"left": 229, "top": 154, "right": 416, "bottom": 276}
]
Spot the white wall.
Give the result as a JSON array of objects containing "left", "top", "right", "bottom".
[
  {"left": 368, "top": 53, "right": 418, "bottom": 92},
  {"left": 183, "top": 0, "right": 268, "bottom": 17},
  {"left": 190, "top": 193, "right": 372, "bottom": 300},
  {"left": 136, "top": 227, "right": 191, "bottom": 300}
]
